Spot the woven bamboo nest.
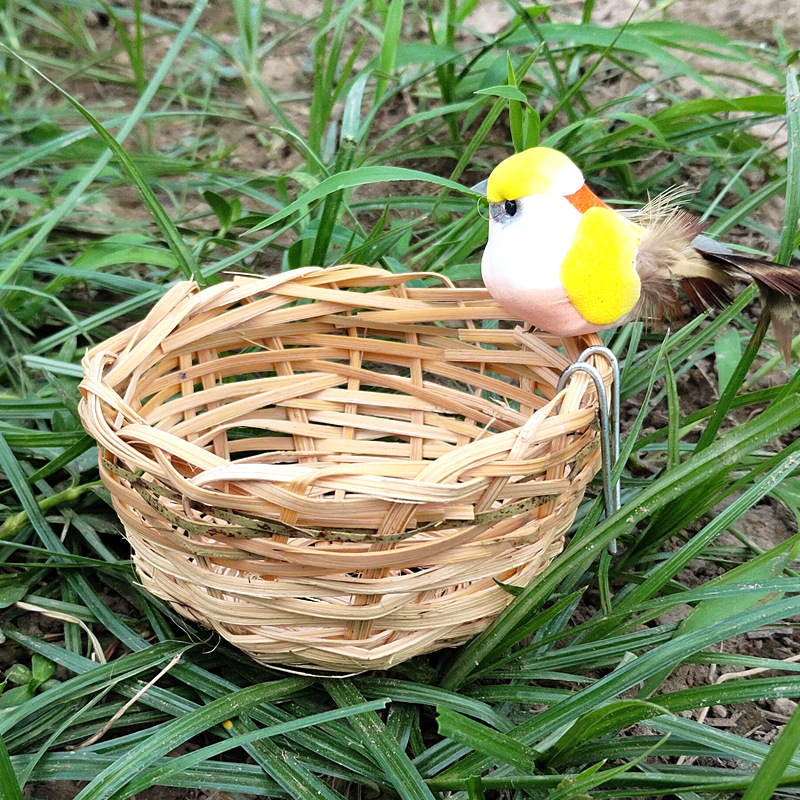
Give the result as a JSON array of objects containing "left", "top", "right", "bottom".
[{"left": 78, "top": 265, "right": 612, "bottom": 672}]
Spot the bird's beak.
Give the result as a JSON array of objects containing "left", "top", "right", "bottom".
[{"left": 470, "top": 178, "right": 488, "bottom": 196}]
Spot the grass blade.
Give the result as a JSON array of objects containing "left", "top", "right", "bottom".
[
  {"left": 0, "top": 734, "right": 22, "bottom": 800},
  {"left": 778, "top": 67, "right": 800, "bottom": 265},
  {"left": 0, "top": 0, "right": 208, "bottom": 294},
  {"left": 436, "top": 707, "right": 535, "bottom": 771},
  {"left": 742, "top": 701, "right": 800, "bottom": 800},
  {"left": 326, "top": 679, "right": 436, "bottom": 800},
  {"left": 441, "top": 389, "right": 800, "bottom": 689}
]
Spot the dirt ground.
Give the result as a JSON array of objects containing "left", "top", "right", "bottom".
[
  {"left": 566, "top": 0, "right": 799, "bottom": 35},
  {"left": 22, "top": 1, "right": 800, "bottom": 798},
  {"left": 469, "top": 0, "right": 799, "bottom": 41}
]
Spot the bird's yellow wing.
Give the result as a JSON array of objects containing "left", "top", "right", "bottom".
[{"left": 559, "top": 206, "right": 641, "bottom": 325}]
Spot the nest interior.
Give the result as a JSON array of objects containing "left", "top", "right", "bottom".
[{"left": 78, "top": 264, "right": 611, "bottom": 672}]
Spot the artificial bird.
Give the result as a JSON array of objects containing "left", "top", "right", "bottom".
[{"left": 475, "top": 146, "right": 800, "bottom": 358}]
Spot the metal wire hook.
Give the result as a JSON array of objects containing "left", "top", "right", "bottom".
[
  {"left": 557, "top": 346, "right": 621, "bottom": 554},
  {"left": 577, "top": 346, "right": 620, "bottom": 516}
]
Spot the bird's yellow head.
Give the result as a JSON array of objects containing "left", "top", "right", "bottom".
[{"left": 485, "top": 147, "right": 586, "bottom": 203}]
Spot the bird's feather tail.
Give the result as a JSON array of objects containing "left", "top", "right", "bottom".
[
  {"left": 693, "top": 245, "right": 800, "bottom": 361},
  {"left": 633, "top": 204, "right": 800, "bottom": 360},
  {"left": 631, "top": 207, "right": 721, "bottom": 321}
]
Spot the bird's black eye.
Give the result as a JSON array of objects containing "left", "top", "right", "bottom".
[{"left": 504, "top": 199, "right": 517, "bottom": 217}]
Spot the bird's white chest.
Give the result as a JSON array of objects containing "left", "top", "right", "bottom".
[{"left": 482, "top": 195, "right": 582, "bottom": 291}]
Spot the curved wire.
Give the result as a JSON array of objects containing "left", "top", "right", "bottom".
[{"left": 557, "top": 346, "right": 620, "bottom": 554}]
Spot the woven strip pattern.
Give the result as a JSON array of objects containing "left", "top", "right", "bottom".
[{"left": 78, "top": 265, "right": 611, "bottom": 672}]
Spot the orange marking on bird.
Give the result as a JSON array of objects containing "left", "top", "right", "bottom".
[{"left": 565, "top": 183, "right": 611, "bottom": 213}]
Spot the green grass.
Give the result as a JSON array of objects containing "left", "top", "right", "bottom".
[{"left": 1, "top": 1, "right": 800, "bottom": 798}]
